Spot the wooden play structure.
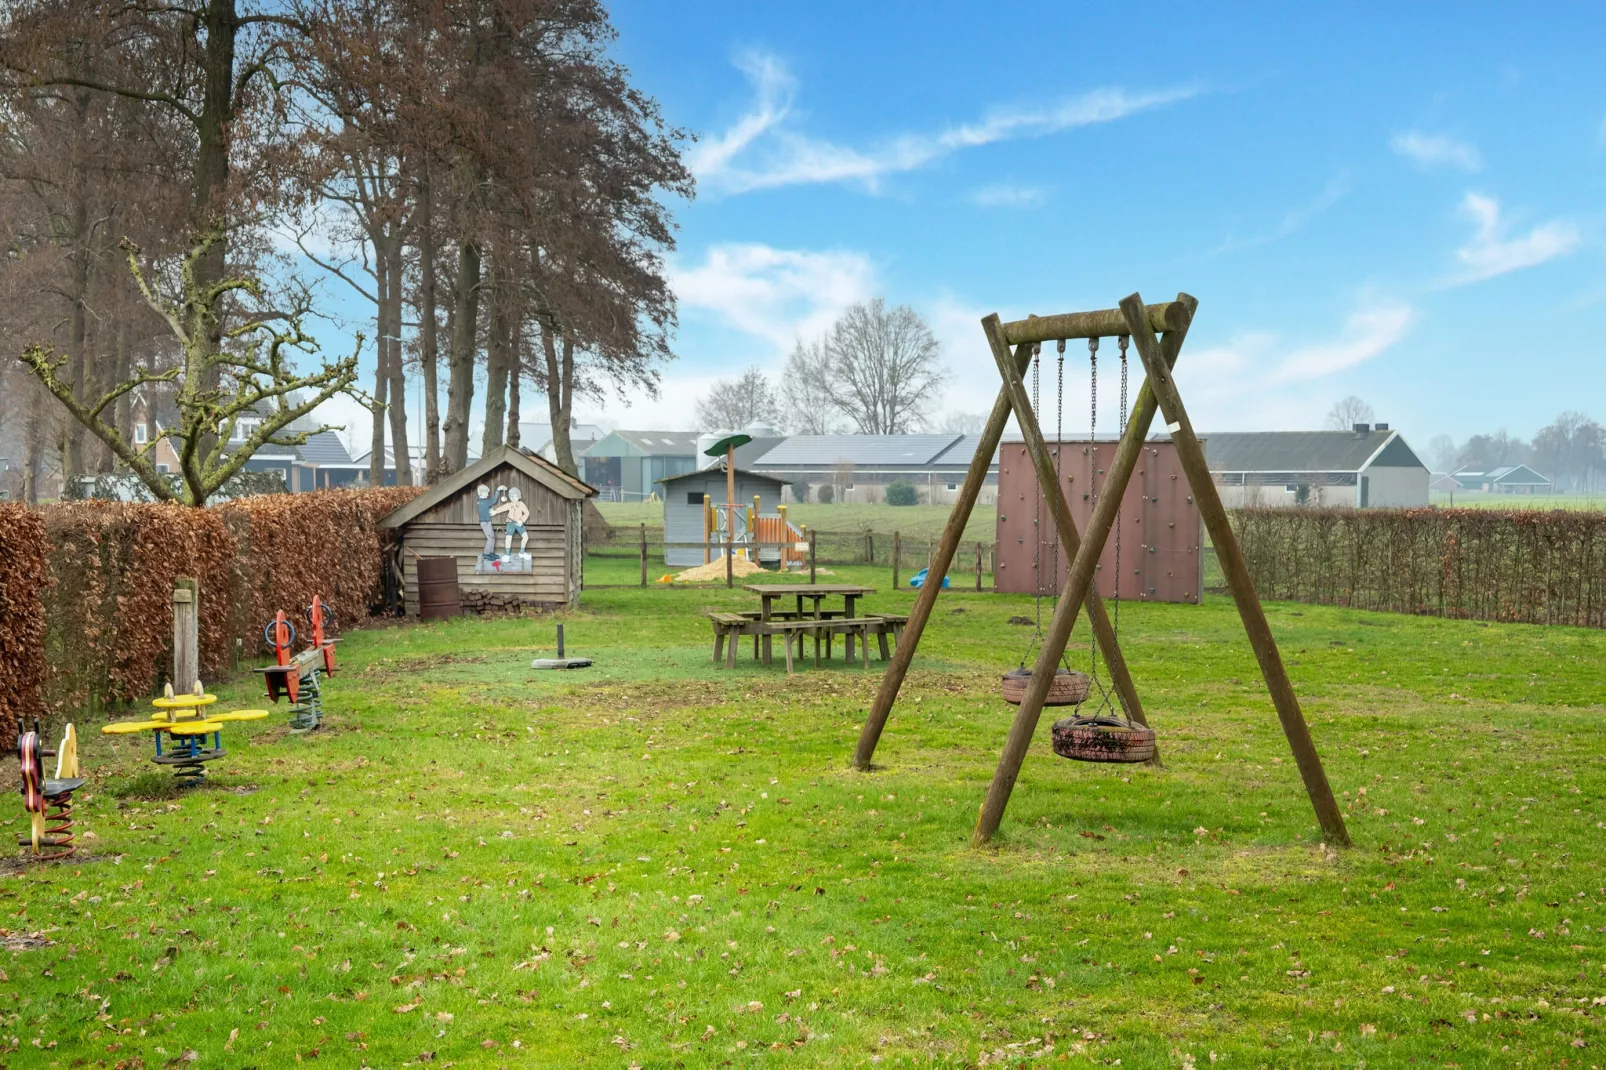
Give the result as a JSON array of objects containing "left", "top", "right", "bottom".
[
  {"left": 16, "top": 722, "right": 83, "bottom": 861},
  {"left": 100, "top": 681, "right": 269, "bottom": 782},
  {"left": 853, "top": 293, "right": 1350, "bottom": 848}
]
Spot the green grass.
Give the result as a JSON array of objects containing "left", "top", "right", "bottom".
[
  {"left": 598, "top": 500, "right": 999, "bottom": 544},
  {"left": 1432, "top": 492, "right": 1606, "bottom": 511},
  {"left": 9, "top": 567, "right": 1606, "bottom": 1067}
]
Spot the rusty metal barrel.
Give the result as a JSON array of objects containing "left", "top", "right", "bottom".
[{"left": 416, "top": 556, "right": 462, "bottom": 620}]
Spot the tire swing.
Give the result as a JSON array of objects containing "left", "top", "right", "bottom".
[
  {"left": 1050, "top": 336, "right": 1157, "bottom": 764},
  {"left": 1001, "top": 339, "right": 1092, "bottom": 709}
]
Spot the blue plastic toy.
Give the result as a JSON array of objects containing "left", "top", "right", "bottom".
[{"left": 908, "top": 568, "right": 949, "bottom": 589}]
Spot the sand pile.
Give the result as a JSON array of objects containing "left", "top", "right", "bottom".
[{"left": 673, "top": 554, "right": 765, "bottom": 583}]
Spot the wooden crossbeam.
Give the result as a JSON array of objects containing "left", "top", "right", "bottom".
[{"left": 1000, "top": 301, "right": 1188, "bottom": 345}]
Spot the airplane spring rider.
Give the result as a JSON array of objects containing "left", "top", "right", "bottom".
[
  {"left": 17, "top": 722, "right": 84, "bottom": 861},
  {"left": 254, "top": 596, "right": 339, "bottom": 732},
  {"left": 99, "top": 681, "right": 269, "bottom": 782}
]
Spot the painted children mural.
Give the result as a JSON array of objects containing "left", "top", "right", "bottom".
[
  {"left": 492, "top": 485, "right": 530, "bottom": 562},
  {"left": 476, "top": 484, "right": 497, "bottom": 562}
]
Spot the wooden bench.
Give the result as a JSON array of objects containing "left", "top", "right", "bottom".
[
  {"left": 869, "top": 613, "right": 909, "bottom": 659},
  {"left": 707, "top": 612, "right": 761, "bottom": 669},
  {"left": 764, "top": 617, "right": 888, "bottom": 674}
]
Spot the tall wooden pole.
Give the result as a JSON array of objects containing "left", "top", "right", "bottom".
[
  {"left": 639, "top": 523, "right": 647, "bottom": 587},
  {"left": 725, "top": 446, "right": 735, "bottom": 589},
  {"left": 1124, "top": 298, "right": 1350, "bottom": 848},
  {"left": 973, "top": 294, "right": 1195, "bottom": 844},
  {"left": 172, "top": 578, "right": 199, "bottom": 693},
  {"left": 854, "top": 339, "right": 1145, "bottom": 771}
]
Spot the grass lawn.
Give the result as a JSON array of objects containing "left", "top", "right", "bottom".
[
  {"left": 1431, "top": 492, "right": 1606, "bottom": 511},
  {"left": 9, "top": 563, "right": 1606, "bottom": 1067}
]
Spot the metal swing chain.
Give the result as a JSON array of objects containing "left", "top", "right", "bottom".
[
  {"left": 1086, "top": 337, "right": 1100, "bottom": 680},
  {"left": 1053, "top": 339, "right": 1065, "bottom": 610},
  {"left": 1114, "top": 335, "right": 1129, "bottom": 644}
]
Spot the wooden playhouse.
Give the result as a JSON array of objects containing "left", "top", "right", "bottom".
[{"left": 380, "top": 444, "right": 596, "bottom": 613}]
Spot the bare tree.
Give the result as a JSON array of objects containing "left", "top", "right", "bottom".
[
  {"left": 780, "top": 338, "right": 839, "bottom": 434},
  {"left": 938, "top": 411, "right": 986, "bottom": 434},
  {"left": 1427, "top": 434, "right": 1458, "bottom": 472},
  {"left": 18, "top": 233, "right": 359, "bottom": 505},
  {"left": 696, "top": 366, "right": 780, "bottom": 430},
  {"left": 826, "top": 299, "right": 945, "bottom": 435},
  {"left": 1325, "top": 395, "right": 1375, "bottom": 430}
]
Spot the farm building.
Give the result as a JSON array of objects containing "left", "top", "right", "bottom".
[
  {"left": 750, "top": 433, "right": 1001, "bottom": 505},
  {"left": 582, "top": 430, "right": 700, "bottom": 502},
  {"left": 380, "top": 444, "right": 594, "bottom": 613},
  {"left": 659, "top": 464, "right": 794, "bottom": 567},
  {"left": 1204, "top": 425, "right": 1428, "bottom": 508},
  {"left": 995, "top": 439, "right": 1202, "bottom": 603},
  {"left": 1451, "top": 464, "right": 1552, "bottom": 494}
]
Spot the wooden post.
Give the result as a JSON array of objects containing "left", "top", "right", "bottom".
[
  {"left": 809, "top": 528, "right": 817, "bottom": 583},
  {"left": 639, "top": 523, "right": 647, "bottom": 586},
  {"left": 972, "top": 296, "right": 1197, "bottom": 845},
  {"left": 726, "top": 446, "right": 736, "bottom": 587},
  {"left": 172, "top": 578, "right": 199, "bottom": 693},
  {"left": 892, "top": 531, "right": 901, "bottom": 589},
  {"left": 975, "top": 542, "right": 983, "bottom": 591},
  {"left": 703, "top": 494, "right": 712, "bottom": 564},
  {"left": 1126, "top": 297, "right": 1350, "bottom": 848}
]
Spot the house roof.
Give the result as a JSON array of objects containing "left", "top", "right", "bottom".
[
  {"left": 755, "top": 434, "right": 964, "bottom": 467},
  {"left": 1202, "top": 430, "right": 1412, "bottom": 474},
  {"left": 252, "top": 430, "right": 353, "bottom": 466},
  {"left": 659, "top": 462, "right": 791, "bottom": 486},
  {"left": 730, "top": 436, "right": 786, "bottom": 468},
  {"left": 931, "top": 434, "right": 1013, "bottom": 468},
  {"left": 1485, "top": 464, "right": 1550, "bottom": 485},
  {"left": 588, "top": 430, "right": 701, "bottom": 457},
  {"left": 379, "top": 444, "right": 595, "bottom": 528}
]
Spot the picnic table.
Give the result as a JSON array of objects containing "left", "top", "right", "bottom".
[{"left": 742, "top": 583, "right": 876, "bottom": 666}]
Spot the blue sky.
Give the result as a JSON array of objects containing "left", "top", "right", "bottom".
[{"left": 321, "top": 2, "right": 1606, "bottom": 458}]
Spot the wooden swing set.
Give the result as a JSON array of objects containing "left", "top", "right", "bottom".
[{"left": 853, "top": 292, "right": 1351, "bottom": 848}]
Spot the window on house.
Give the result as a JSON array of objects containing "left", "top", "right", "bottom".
[
  {"left": 946, "top": 482, "right": 957, "bottom": 491},
  {"left": 134, "top": 424, "right": 148, "bottom": 445},
  {"left": 156, "top": 464, "right": 169, "bottom": 473},
  {"left": 686, "top": 492, "right": 702, "bottom": 505}
]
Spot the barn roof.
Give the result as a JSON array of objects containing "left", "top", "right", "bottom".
[
  {"left": 379, "top": 444, "right": 594, "bottom": 528},
  {"left": 1202, "top": 430, "right": 1414, "bottom": 474},
  {"left": 589, "top": 430, "right": 701, "bottom": 456},
  {"left": 756, "top": 434, "right": 964, "bottom": 467}
]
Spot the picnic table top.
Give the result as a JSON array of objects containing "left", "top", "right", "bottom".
[{"left": 741, "top": 583, "right": 876, "bottom": 596}]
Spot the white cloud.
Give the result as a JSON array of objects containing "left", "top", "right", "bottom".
[
  {"left": 1391, "top": 130, "right": 1483, "bottom": 172},
  {"left": 695, "top": 51, "right": 1201, "bottom": 195},
  {"left": 668, "top": 242, "right": 876, "bottom": 350},
  {"left": 1205, "top": 175, "right": 1350, "bottom": 257},
  {"left": 1272, "top": 301, "right": 1414, "bottom": 383},
  {"left": 970, "top": 183, "right": 1049, "bottom": 209},
  {"left": 1449, "top": 192, "right": 1581, "bottom": 285}
]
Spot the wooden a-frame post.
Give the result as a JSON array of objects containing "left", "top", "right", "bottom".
[
  {"left": 971, "top": 292, "right": 1350, "bottom": 848},
  {"left": 852, "top": 311, "right": 1176, "bottom": 771}
]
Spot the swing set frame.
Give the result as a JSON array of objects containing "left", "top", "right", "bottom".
[{"left": 853, "top": 292, "right": 1351, "bottom": 848}]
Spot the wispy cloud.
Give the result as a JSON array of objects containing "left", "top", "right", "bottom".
[
  {"left": 1391, "top": 130, "right": 1483, "bottom": 172},
  {"left": 1272, "top": 301, "right": 1414, "bottom": 383},
  {"left": 668, "top": 242, "right": 875, "bottom": 350},
  {"left": 1205, "top": 175, "right": 1351, "bottom": 257},
  {"left": 1448, "top": 192, "right": 1580, "bottom": 285},
  {"left": 970, "top": 183, "right": 1049, "bottom": 209},
  {"left": 693, "top": 50, "right": 1202, "bottom": 195}
]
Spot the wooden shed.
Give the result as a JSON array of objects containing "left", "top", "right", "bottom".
[
  {"left": 659, "top": 464, "right": 791, "bottom": 566},
  {"left": 380, "top": 444, "right": 595, "bottom": 613}
]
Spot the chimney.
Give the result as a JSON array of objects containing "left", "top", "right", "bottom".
[
  {"left": 1374, "top": 422, "right": 1389, "bottom": 432},
  {"left": 1352, "top": 422, "right": 1370, "bottom": 434}
]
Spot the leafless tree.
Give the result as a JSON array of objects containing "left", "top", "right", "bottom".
[
  {"left": 826, "top": 299, "right": 945, "bottom": 435},
  {"left": 696, "top": 366, "right": 780, "bottom": 431},
  {"left": 779, "top": 338, "right": 839, "bottom": 434},
  {"left": 1325, "top": 395, "right": 1375, "bottom": 430},
  {"left": 938, "top": 411, "right": 986, "bottom": 434}
]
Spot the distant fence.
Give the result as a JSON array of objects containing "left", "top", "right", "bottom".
[{"left": 1230, "top": 506, "right": 1606, "bottom": 627}]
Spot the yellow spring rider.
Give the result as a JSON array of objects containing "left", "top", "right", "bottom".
[{"left": 101, "top": 681, "right": 269, "bottom": 783}]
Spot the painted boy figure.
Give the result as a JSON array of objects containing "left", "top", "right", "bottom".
[
  {"left": 476, "top": 484, "right": 499, "bottom": 563},
  {"left": 492, "top": 485, "right": 530, "bottom": 561}
]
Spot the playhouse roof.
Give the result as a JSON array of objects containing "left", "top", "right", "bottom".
[
  {"left": 658, "top": 463, "right": 792, "bottom": 486},
  {"left": 379, "top": 444, "right": 594, "bottom": 528}
]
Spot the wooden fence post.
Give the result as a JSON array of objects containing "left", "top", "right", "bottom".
[
  {"left": 809, "top": 528, "right": 817, "bottom": 583},
  {"left": 976, "top": 542, "right": 983, "bottom": 591},
  {"left": 639, "top": 523, "right": 647, "bottom": 586},
  {"left": 892, "top": 531, "right": 901, "bottom": 589},
  {"left": 172, "top": 578, "right": 199, "bottom": 692}
]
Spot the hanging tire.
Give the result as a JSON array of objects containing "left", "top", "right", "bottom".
[
  {"left": 1051, "top": 715, "right": 1156, "bottom": 763},
  {"left": 1001, "top": 667, "right": 1090, "bottom": 707}
]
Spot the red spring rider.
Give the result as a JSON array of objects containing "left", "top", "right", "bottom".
[
  {"left": 306, "top": 595, "right": 339, "bottom": 675},
  {"left": 260, "top": 610, "right": 300, "bottom": 704}
]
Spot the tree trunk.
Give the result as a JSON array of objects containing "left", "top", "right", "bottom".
[
  {"left": 443, "top": 240, "right": 480, "bottom": 473},
  {"left": 482, "top": 249, "right": 512, "bottom": 456},
  {"left": 369, "top": 240, "right": 389, "bottom": 486},
  {"left": 65, "top": 191, "right": 90, "bottom": 483},
  {"left": 23, "top": 386, "right": 46, "bottom": 504},
  {"left": 415, "top": 169, "right": 441, "bottom": 482},
  {"left": 542, "top": 323, "right": 577, "bottom": 476},
  {"left": 506, "top": 320, "right": 522, "bottom": 449},
  {"left": 382, "top": 227, "right": 412, "bottom": 485}
]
